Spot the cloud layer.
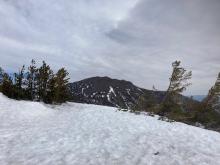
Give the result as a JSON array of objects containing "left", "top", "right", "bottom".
[{"left": 0, "top": 0, "right": 219, "bottom": 95}]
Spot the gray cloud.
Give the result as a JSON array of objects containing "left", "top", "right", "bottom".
[{"left": 0, "top": 0, "right": 219, "bottom": 95}]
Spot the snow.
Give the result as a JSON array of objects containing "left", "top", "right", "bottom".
[
  {"left": 137, "top": 88, "right": 143, "bottom": 92},
  {"left": 0, "top": 93, "right": 220, "bottom": 165},
  {"left": 107, "top": 94, "right": 111, "bottom": 102},
  {"left": 107, "top": 86, "right": 116, "bottom": 103},
  {"left": 109, "top": 86, "right": 116, "bottom": 97},
  {"left": 81, "top": 88, "right": 85, "bottom": 94},
  {"left": 126, "top": 88, "right": 131, "bottom": 95},
  {"left": 107, "top": 87, "right": 113, "bottom": 103},
  {"left": 107, "top": 87, "right": 118, "bottom": 107}
]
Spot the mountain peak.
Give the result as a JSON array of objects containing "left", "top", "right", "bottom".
[{"left": 69, "top": 76, "right": 145, "bottom": 109}]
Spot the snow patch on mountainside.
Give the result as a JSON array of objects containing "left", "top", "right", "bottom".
[
  {"left": 107, "top": 86, "right": 117, "bottom": 105},
  {"left": 109, "top": 86, "right": 116, "bottom": 96},
  {"left": 0, "top": 93, "right": 220, "bottom": 165}
]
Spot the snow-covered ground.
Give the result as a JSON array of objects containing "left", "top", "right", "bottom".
[{"left": 0, "top": 93, "right": 220, "bottom": 165}]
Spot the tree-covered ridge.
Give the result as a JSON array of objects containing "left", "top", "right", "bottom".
[{"left": 0, "top": 60, "right": 70, "bottom": 104}]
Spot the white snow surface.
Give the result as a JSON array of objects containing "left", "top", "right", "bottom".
[{"left": 0, "top": 93, "right": 220, "bottom": 165}]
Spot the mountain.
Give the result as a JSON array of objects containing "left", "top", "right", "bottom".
[
  {"left": 1, "top": 93, "right": 220, "bottom": 164},
  {"left": 68, "top": 76, "right": 189, "bottom": 109},
  {"left": 68, "top": 76, "right": 148, "bottom": 109}
]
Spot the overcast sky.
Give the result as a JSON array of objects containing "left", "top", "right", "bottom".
[{"left": 0, "top": 0, "right": 219, "bottom": 95}]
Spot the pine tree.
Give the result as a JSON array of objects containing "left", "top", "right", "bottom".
[
  {"left": 36, "top": 61, "right": 53, "bottom": 102},
  {"left": 53, "top": 68, "right": 70, "bottom": 103},
  {"left": 2, "top": 73, "right": 14, "bottom": 98},
  {"left": 14, "top": 65, "right": 25, "bottom": 99},
  {"left": 27, "top": 60, "right": 37, "bottom": 100},
  {"left": 160, "top": 61, "right": 192, "bottom": 115},
  {"left": 46, "top": 75, "right": 56, "bottom": 103},
  {"left": 15, "top": 65, "right": 25, "bottom": 89},
  {"left": 0, "top": 67, "right": 4, "bottom": 92},
  {"left": 0, "top": 67, "right": 3, "bottom": 81},
  {"left": 205, "top": 73, "right": 220, "bottom": 112}
]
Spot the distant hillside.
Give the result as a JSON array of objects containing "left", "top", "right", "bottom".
[{"left": 68, "top": 76, "right": 192, "bottom": 109}]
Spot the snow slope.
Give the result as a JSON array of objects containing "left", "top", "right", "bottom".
[{"left": 0, "top": 93, "right": 220, "bottom": 165}]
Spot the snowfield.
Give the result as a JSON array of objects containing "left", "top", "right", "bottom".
[{"left": 0, "top": 94, "right": 220, "bottom": 165}]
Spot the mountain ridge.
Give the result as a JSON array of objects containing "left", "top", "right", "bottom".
[{"left": 68, "top": 76, "right": 191, "bottom": 109}]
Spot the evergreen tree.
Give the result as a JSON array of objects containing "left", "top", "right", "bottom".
[
  {"left": 15, "top": 65, "right": 25, "bottom": 90},
  {"left": 0, "top": 67, "right": 4, "bottom": 92},
  {"left": 205, "top": 73, "right": 220, "bottom": 112},
  {"left": 36, "top": 61, "right": 53, "bottom": 102},
  {"left": 1, "top": 73, "right": 14, "bottom": 98},
  {"left": 46, "top": 75, "right": 56, "bottom": 103},
  {"left": 191, "top": 73, "right": 220, "bottom": 130},
  {"left": 27, "top": 60, "right": 37, "bottom": 100},
  {"left": 0, "top": 67, "right": 3, "bottom": 82},
  {"left": 14, "top": 65, "right": 26, "bottom": 99},
  {"left": 53, "top": 68, "right": 70, "bottom": 103},
  {"left": 160, "top": 61, "right": 192, "bottom": 115}
]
